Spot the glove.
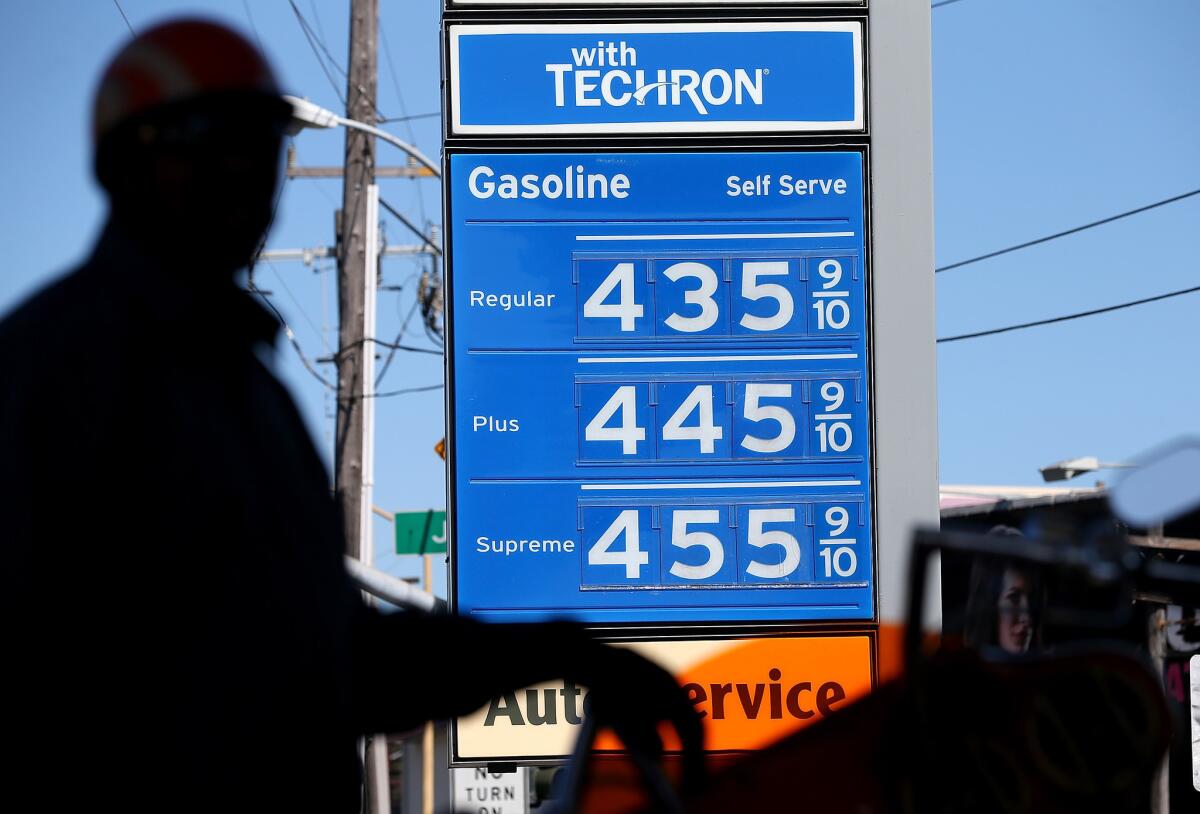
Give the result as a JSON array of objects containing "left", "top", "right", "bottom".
[
  {"left": 561, "top": 633, "right": 707, "bottom": 794},
  {"left": 437, "top": 618, "right": 706, "bottom": 793}
]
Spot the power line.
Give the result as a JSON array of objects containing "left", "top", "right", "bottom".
[
  {"left": 241, "top": 0, "right": 267, "bottom": 56},
  {"left": 288, "top": 0, "right": 346, "bottom": 77},
  {"left": 378, "top": 112, "right": 440, "bottom": 124},
  {"left": 337, "top": 381, "right": 444, "bottom": 401},
  {"left": 397, "top": 287, "right": 422, "bottom": 337},
  {"left": 423, "top": 321, "right": 445, "bottom": 349},
  {"left": 380, "top": 197, "right": 441, "bottom": 256},
  {"left": 249, "top": 283, "right": 337, "bottom": 390},
  {"left": 375, "top": 294, "right": 422, "bottom": 388},
  {"left": 379, "top": 24, "right": 429, "bottom": 224},
  {"left": 286, "top": 0, "right": 346, "bottom": 106},
  {"left": 285, "top": 140, "right": 341, "bottom": 209},
  {"left": 937, "top": 188, "right": 1200, "bottom": 273},
  {"left": 286, "top": 0, "right": 390, "bottom": 123},
  {"left": 379, "top": 28, "right": 412, "bottom": 131},
  {"left": 937, "top": 283, "right": 1200, "bottom": 344},
  {"left": 932, "top": 0, "right": 972, "bottom": 9},
  {"left": 265, "top": 260, "right": 330, "bottom": 353},
  {"left": 376, "top": 192, "right": 444, "bottom": 389},
  {"left": 111, "top": 0, "right": 134, "bottom": 35},
  {"left": 364, "top": 383, "right": 444, "bottom": 400},
  {"left": 337, "top": 336, "right": 441, "bottom": 356},
  {"left": 375, "top": 340, "right": 441, "bottom": 355},
  {"left": 307, "top": 0, "right": 329, "bottom": 43}
]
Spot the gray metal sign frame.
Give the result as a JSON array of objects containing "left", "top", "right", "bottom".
[{"left": 440, "top": 0, "right": 938, "bottom": 766}]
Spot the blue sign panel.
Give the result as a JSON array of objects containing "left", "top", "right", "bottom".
[
  {"left": 449, "top": 152, "right": 873, "bottom": 624},
  {"left": 449, "top": 23, "right": 863, "bottom": 135}
]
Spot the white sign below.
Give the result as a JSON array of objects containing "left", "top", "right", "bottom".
[
  {"left": 1192, "top": 654, "right": 1198, "bottom": 792},
  {"left": 452, "top": 767, "right": 529, "bottom": 814}
]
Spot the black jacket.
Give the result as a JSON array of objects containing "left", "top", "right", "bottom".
[{"left": 0, "top": 224, "right": 568, "bottom": 812}]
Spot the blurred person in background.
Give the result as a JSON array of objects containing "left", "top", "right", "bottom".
[{"left": 964, "top": 526, "right": 1046, "bottom": 654}]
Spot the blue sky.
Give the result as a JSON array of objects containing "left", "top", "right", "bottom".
[{"left": 1, "top": 1, "right": 1197, "bottom": 592}]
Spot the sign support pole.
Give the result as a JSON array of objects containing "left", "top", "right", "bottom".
[
  {"left": 423, "top": 554, "right": 436, "bottom": 814},
  {"left": 869, "top": 0, "right": 941, "bottom": 681}
]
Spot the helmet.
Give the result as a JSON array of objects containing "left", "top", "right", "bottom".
[{"left": 93, "top": 18, "right": 281, "bottom": 144}]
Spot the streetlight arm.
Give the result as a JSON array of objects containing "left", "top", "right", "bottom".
[
  {"left": 336, "top": 117, "right": 441, "bottom": 179},
  {"left": 344, "top": 555, "right": 444, "bottom": 613},
  {"left": 1039, "top": 455, "right": 1135, "bottom": 483},
  {"left": 283, "top": 94, "right": 440, "bottom": 179}
]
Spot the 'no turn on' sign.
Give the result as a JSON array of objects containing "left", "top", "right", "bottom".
[{"left": 452, "top": 767, "right": 529, "bottom": 814}]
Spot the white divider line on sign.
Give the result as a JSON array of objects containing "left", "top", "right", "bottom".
[
  {"left": 575, "top": 231, "right": 856, "bottom": 241},
  {"left": 580, "top": 479, "right": 861, "bottom": 491},
  {"left": 579, "top": 353, "right": 858, "bottom": 364}
]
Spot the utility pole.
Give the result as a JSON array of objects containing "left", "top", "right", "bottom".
[
  {"left": 338, "top": 0, "right": 376, "bottom": 562},
  {"left": 337, "top": 1, "right": 389, "bottom": 813}
]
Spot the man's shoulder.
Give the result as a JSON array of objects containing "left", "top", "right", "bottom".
[
  {"left": 0, "top": 266, "right": 119, "bottom": 352},
  {"left": 0, "top": 265, "right": 131, "bottom": 395}
]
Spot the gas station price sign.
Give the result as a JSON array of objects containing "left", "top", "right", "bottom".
[{"left": 447, "top": 151, "right": 874, "bottom": 624}]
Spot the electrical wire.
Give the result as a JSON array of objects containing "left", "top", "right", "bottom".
[
  {"left": 379, "top": 28, "right": 413, "bottom": 132},
  {"left": 379, "top": 24, "right": 429, "bottom": 225},
  {"left": 286, "top": 0, "right": 346, "bottom": 106},
  {"left": 380, "top": 197, "right": 441, "bottom": 255},
  {"left": 375, "top": 295, "right": 423, "bottom": 388},
  {"left": 286, "top": 0, "right": 390, "bottom": 123},
  {"left": 932, "top": 0, "right": 972, "bottom": 9},
  {"left": 111, "top": 0, "right": 134, "bottom": 35},
  {"left": 240, "top": 0, "right": 266, "bottom": 56},
  {"left": 378, "top": 112, "right": 441, "bottom": 124},
  {"left": 265, "top": 261, "right": 330, "bottom": 353},
  {"left": 287, "top": 139, "right": 341, "bottom": 209},
  {"left": 337, "top": 336, "right": 442, "bottom": 356},
  {"left": 287, "top": 0, "right": 346, "bottom": 77},
  {"left": 398, "top": 289, "right": 422, "bottom": 336},
  {"left": 340, "top": 337, "right": 441, "bottom": 356},
  {"left": 937, "top": 188, "right": 1200, "bottom": 273},
  {"left": 307, "top": 0, "right": 329, "bottom": 43},
  {"left": 363, "top": 383, "right": 444, "bottom": 400},
  {"left": 937, "top": 283, "right": 1200, "bottom": 344},
  {"left": 374, "top": 340, "right": 442, "bottom": 355},
  {"left": 249, "top": 283, "right": 338, "bottom": 389},
  {"left": 423, "top": 321, "right": 445, "bottom": 349}
]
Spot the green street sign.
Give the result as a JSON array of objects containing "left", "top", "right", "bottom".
[{"left": 394, "top": 509, "right": 447, "bottom": 555}]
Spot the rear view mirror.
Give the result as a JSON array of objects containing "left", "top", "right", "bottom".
[{"left": 1109, "top": 438, "right": 1200, "bottom": 528}]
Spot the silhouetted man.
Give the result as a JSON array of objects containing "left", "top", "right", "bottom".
[{"left": 0, "top": 19, "right": 700, "bottom": 812}]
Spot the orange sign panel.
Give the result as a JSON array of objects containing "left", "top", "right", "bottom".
[{"left": 454, "top": 634, "right": 873, "bottom": 761}]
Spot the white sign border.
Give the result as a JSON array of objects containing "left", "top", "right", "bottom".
[{"left": 448, "top": 21, "right": 865, "bottom": 135}]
